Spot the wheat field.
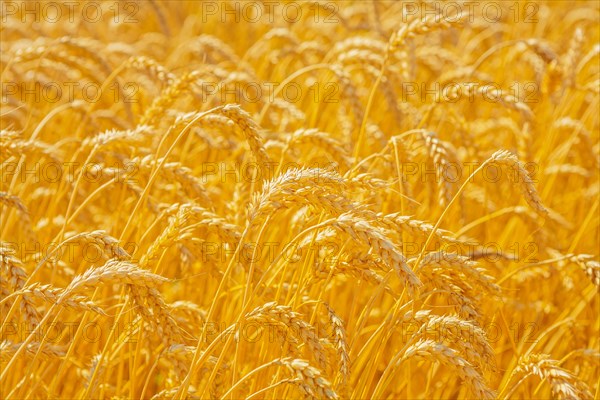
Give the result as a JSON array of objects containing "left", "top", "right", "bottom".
[{"left": 1, "top": 1, "right": 599, "bottom": 399}]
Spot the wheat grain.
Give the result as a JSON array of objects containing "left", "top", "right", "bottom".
[
  {"left": 247, "top": 302, "right": 327, "bottom": 370},
  {"left": 0, "top": 245, "right": 39, "bottom": 324},
  {"left": 275, "top": 358, "right": 338, "bottom": 400},
  {"left": 491, "top": 150, "right": 548, "bottom": 215},
  {"left": 65, "top": 260, "right": 168, "bottom": 295},
  {"left": 324, "top": 303, "right": 350, "bottom": 386},
  {"left": 332, "top": 212, "right": 421, "bottom": 291},
  {"left": 17, "top": 283, "right": 105, "bottom": 314},
  {"left": 511, "top": 354, "right": 593, "bottom": 399},
  {"left": 401, "top": 339, "right": 495, "bottom": 399}
]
